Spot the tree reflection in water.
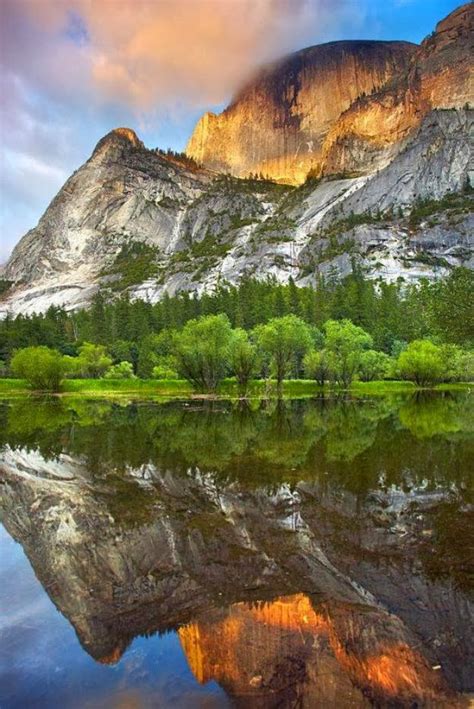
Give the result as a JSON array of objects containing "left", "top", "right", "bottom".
[{"left": 0, "top": 392, "right": 473, "bottom": 705}]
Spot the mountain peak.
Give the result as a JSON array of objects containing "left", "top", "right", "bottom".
[
  {"left": 92, "top": 127, "right": 144, "bottom": 158},
  {"left": 186, "top": 39, "right": 416, "bottom": 183},
  {"left": 434, "top": 2, "right": 473, "bottom": 35}
]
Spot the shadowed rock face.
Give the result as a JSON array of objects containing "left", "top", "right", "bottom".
[
  {"left": 0, "top": 397, "right": 473, "bottom": 705},
  {"left": 186, "top": 40, "right": 416, "bottom": 184}
]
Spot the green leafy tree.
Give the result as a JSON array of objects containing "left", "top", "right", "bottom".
[
  {"left": 104, "top": 361, "right": 136, "bottom": 379},
  {"left": 437, "top": 344, "right": 474, "bottom": 382},
  {"left": 152, "top": 356, "right": 179, "bottom": 379},
  {"left": 358, "top": 350, "right": 391, "bottom": 382},
  {"left": 77, "top": 342, "right": 112, "bottom": 378},
  {"left": 397, "top": 340, "right": 444, "bottom": 386},
  {"left": 137, "top": 331, "right": 175, "bottom": 378},
  {"left": 429, "top": 268, "right": 474, "bottom": 345},
  {"left": 229, "top": 329, "right": 258, "bottom": 397},
  {"left": 109, "top": 340, "right": 138, "bottom": 371},
  {"left": 324, "top": 319, "right": 373, "bottom": 386},
  {"left": 254, "top": 315, "right": 312, "bottom": 394},
  {"left": 173, "top": 314, "right": 234, "bottom": 392},
  {"left": 454, "top": 349, "right": 474, "bottom": 382},
  {"left": 10, "top": 346, "right": 70, "bottom": 391},
  {"left": 303, "top": 349, "right": 330, "bottom": 386}
]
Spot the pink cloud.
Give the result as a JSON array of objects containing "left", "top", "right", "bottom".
[{"left": 5, "top": 0, "right": 361, "bottom": 112}]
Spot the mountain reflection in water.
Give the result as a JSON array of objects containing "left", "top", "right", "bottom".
[
  {"left": 0, "top": 393, "right": 473, "bottom": 707},
  {"left": 180, "top": 593, "right": 448, "bottom": 706}
]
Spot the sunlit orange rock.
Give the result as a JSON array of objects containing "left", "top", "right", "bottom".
[
  {"left": 186, "top": 4, "right": 473, "bottom": 185},
  {"left": 179, "top": 593, "right": 455, "bottom": 707},
  {"left": 186, "top": 41, "right": 415, "bottom": 184}
]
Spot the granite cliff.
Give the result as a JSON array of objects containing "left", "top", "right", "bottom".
[
  {"left": 321, "top": 2, "right": 474, "bottom": 177},
  {"left": 0, "top": 4, "right": 472, "bottom": 316},
  {"left": 186, "top": 40, "right": 416, "bottom": 184},
  {"left": 187, "top": 3, "right": 473, "bottom": 184}
]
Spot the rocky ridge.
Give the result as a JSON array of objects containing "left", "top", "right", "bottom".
[
  {"left": 187, "top": 3, "right": 473, "bottom": 183},
  {"left": 0, "top": 4, "right": 472, "bottom": 316}
]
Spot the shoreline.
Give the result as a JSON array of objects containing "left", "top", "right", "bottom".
[{"left": 0, "top": 379, "right": 471, "bottom": 401}]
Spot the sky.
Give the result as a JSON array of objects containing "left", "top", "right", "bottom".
[{"left": 0, "top": 0, "right": 464, "bottom": 263}]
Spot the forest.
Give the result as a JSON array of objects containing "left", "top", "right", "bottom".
[{"left": 1, "top": 267, "right": 472, "bottom": 393}]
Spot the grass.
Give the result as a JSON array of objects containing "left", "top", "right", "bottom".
[{"left": 0, "top": 378, "right": 471, "bottom": 400}]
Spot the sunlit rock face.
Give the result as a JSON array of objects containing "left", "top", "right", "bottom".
[
  {"left": 187, "top": 4, "right": 473, "bottom": 184},
  {"left": 186, "top": 41, "right": 416, "bottom": 184},
  {"left": 321, "top": 3, "right": 474, "bottom": 176}
]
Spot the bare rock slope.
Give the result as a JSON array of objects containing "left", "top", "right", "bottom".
[{"left": 0, "top": 4, "right": 472, "bottom": 316}]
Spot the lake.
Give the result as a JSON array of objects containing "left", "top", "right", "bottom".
[{"left": 0, "top": 393, "right": 473, "bottom": 707}]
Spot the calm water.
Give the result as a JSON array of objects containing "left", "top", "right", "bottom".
[{"left": 0, "top": 393, "right": 473, "bottom": 708}]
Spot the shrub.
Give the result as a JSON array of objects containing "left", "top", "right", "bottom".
[
  {"left": 324, "top": 319, "right": 373, "bottom": 386},
  {"left": 152, "top": 356, "right": 179, "bottom": 379},
  {"left": 104, "top": 361, "right": 136, "bottom": 379},
  {"left": 454, "top": 349, "right": 474, "bottom": 382},
  {"left": 229, "top": 329, "right": 258, "bottom": 397},
  {"left": 254, "top": 315, "right": 312, "bottom": 393},
  {"left": 358, "top": 350, "right": 391, "bottom": 382},
  {"left": 10, "top": 346, "right": 70, "bottom": 391},
  {"left": 439, "top": 345, "right": 474, "bottom": 382},
  {"left": 303, "top": 349, "right": 330, "bottom": 386},
  {"left": 137, "top": 331, "right": 175, "bottom": 378},
  {"left": 397, "top": 340, "right": 444, "bottom": 386},
  {"left": 77, "top": 342, "right": 112, "bottom": 378}
]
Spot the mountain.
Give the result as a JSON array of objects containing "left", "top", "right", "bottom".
[
  {"left": 322, "top": 3, "right": 474, "bottom": 177},
  {"left": 186, "top": 40, "right": 416, "bottom": 185},
  {"left": 187, "top": 3, "right": 473, "bottom": 184},
  {"left": 0, "top": 4, "right": 472, "bottom": 317}
]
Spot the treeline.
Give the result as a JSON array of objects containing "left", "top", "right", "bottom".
[
  {"left": 1, "top": 268, "right": 472, "bottom": 355},
  {"left": 6, "top": 313, "right": 474, "bottom": 394},
  {"left": 0, "top": 268, "right": 472, "bottom": 391}
]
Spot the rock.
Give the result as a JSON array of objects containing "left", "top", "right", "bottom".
[
  {"left": 186, "top": 40, "right": 415, "bottom": 184},
  {"left": 320, "top": 3, "right": 474, "bottom": 176},
  {"left": 187, "top": 4, "right": 473, "bottom": 184},
  {"left": 0, "top": 4, "right": 472, "bottom": 317}
]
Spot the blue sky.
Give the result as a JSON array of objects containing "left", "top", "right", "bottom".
[{"left": 0, "top": 0, "right": 464, "bottom": 263}]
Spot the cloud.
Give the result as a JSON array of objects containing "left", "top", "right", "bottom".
[
  {"left": 6, "top": 0, "right": 362, "bottom": 112},
  {"left": 0, "top": 0, "right": 365, "bottom": 261}
]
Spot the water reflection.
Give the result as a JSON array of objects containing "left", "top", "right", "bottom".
[
  {"left": 180, "top": 593, "right": 449, "bottom": 706},
  {"left": 0, "top": 393, "right": 473, "bottom": 706}
]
